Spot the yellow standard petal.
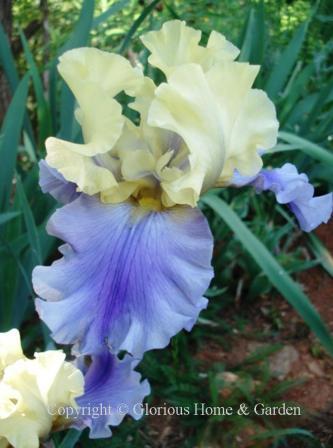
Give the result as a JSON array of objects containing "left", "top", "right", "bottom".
[
  {"left": 148, "top": 63, "right": 225, "bottom": 206},
  {"left": 46, "top": 137, "right": 118, "bottom": 195},
  {"left": 205, "top": 61, "right": 278, "bottom": 183},
  {"left": 140, "top": 20, "right": 239, "bottom": 76},
  {"left": 46, "top": 47, "right": 143, "bottom": 195}
]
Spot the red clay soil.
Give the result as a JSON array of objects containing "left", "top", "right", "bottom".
[{"left": 195, "top": 221, "right": 333, "bottom": 446}]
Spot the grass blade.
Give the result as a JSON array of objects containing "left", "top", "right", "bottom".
[
  {"left": 119, "top": 0, "right": 160, "bottom": 54},
  {"left": 0, "top": 211, "right": 20, "bottom": 226},
  {"left": 15, "top": 176, "right": 42, "bottom": 265},
  {"left": 279, "top": 62, "right": 315, "bottom": 125},
  {"left": 265, "top": 22, "right": 308, "bottom": 100},
  {"left": 58, "top": 429, "right": 82, "bottom": 448},
  {"left": 201, "top": 194, "right": 333, "bottom": 356},
  {"left": 307, "top": 233, "right": 333, "bottom": 277},
  {"left": 93, "top": 0, "right": 130, "bottom": 28},
  {"left": 300, "top": 78, "right": 333, "bottom": 135},
  {"left": 0, "top": 22, "right": 19, "bottom": 91},
  {"left": 20, "top": 31, "right": 52, "bottom": 144},
  {"left": 0, "top": 73, "right": 30, "bottom": 211},
  {"left": 278, "top": 131, "right": 333, "bottom": 165},
  {"left": 58, "top": 0, "right": 95, "bottom": 139},
  {"left": 238, "top": 2, "right": 265, "bottom": 65},
  {"left": 252, "top": 427, "right": 314, "bottom": 441}
]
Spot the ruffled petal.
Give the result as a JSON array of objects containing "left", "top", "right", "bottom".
[
  {"left": 57, "top": 48, "right": 143, "bottom": 155},
  {"left": 46, "top": 137, "right": 118, "bottom": 196},
  {"left": 0, "top": 330, "right": 24, "bottom": 374},
  {"left": 232, "top": 163, "right": 333, "bottom": 232},
  {"left": 0, "top": 360, "right": 52, "bottom": 448},
  {"left": 39, "top": 160, "right": 79, "bottom": 204},
  {"left": 205, "top": 60, "right": 278, "bottom": 183},
  {"left": 148, "top": 63, "right": 225, "bottom": 206},
  {"left": 140, "top": 20, "right": 239, "bottom": 76},
  {"left": 46, "top": 48, "right": 143, "bottom": 195},
  {"left": 290, "top": 195, "right": 333, "bottom": 232},
  {"left": 33, "top": 195, "right": 213, "bottom": 357},
  {"left": 74, "top": 351, "right": 150, "bottom": 438},
  {"left": 0, "top": 328, "right": 84, "bottom": 448},
  {"left": 32, "top": 351, "right": 84, "bottom": 411}
]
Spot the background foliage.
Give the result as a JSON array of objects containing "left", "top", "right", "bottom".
[{"left": 0, "top": 0, "right": 333, "bottom": 447}]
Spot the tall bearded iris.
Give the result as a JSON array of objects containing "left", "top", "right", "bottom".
[
  {"left": 32, "top": 21, "right": 332, "bottom": 437},
  {"left": 33, "top": 20, "right": 280, "bottom": 358}
]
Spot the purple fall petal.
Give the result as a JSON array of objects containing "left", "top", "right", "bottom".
[
  {"left": 289, "top": 194, "right": 333, "bottom": 232},
  {"left": 232, "top": 163, "right": 333, "bottom": 232},
  {"left": 39, "top": 160, "right": 79, "bottom": 204},
  {"left": 74, "top": 351, "right": 150, "bottom": 438},
  {"left": 32, "top": 195, "right": 214, "bottom": 358}
]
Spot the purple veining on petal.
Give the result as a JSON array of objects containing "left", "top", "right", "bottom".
[
  {"left": 232, "top": 163, "right": 333, "bottom": 232},
  {"left": 73, "top": 350, "right": 150, "bottom": 439},
  {"left": 39, "top": 160, "right": 79, "bottom": 204},
  {"left": 32, "top": 195, "right": 214, "bottom": 358}
]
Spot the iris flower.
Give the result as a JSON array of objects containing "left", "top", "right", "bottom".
[
  {"left": 33, "top": 20, "right": 280, "bottom": 358},
  {"left": 33, "top": 20, "right": 331, "bottom": 363},
  {"left": 0, "top": 330, "right": 149, "bottom": 447}
]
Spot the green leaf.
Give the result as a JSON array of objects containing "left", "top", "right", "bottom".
[
  {"left": 201, "top": 195, "right": 333, "bottom": 357},
  {"left": 119, "top": 0, "right": 160, "bottom": 54},
  {"left": 252, "top": 427, "right": 314, "bottom": 441},
  {"left": 15, "top": 176, "right": 42, "bottom": 265},
  {"left": 300, "top": 78, "right": 333, "bottom": 135},
  {"left": 308, "top": 233, "right": 333, "bottom": 277},
  {"left": 0, "top": 211, "right": 20, "bottom": 226},
  {"left": 58, "top": 429, "right": 82, "bottom": 448},
  {"left": 20, "top": 31, "right": 52, "bottom": 144},
  {"left": 0, "top": 22, "right": 19, "bottom": 91},
  {"left": 265, "top": 22, "right": 308, "bottom": 100},
  {"left": 93, "top": 0, "right": 130, "bottom": 28},
  {"left": 277, "top": 131, "right": 333, "bottom": 165},
  {"left": 0, "top": 73, "right": 30, "bottom": 211},
  {"left": 279, "top": 62, "right": 315, "bottom": 125},
  {"left": 0, "top": 24, "right": 35, "bottom": 146},
  {"left": 238, "top": 2, "right": 265, "bottom": 65},
  {"left": 58, "top": 0, "right": 95, "bottom": 139}
]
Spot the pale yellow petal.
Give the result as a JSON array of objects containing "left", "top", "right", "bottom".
[
  {"left": 148, "top": 63, "right": 225, "bottom": 204},
  {"left": 46, "top": 137, "right": 118, "bottom": 195},
  {"left": 121, "top": 149, "right": 156, "bottom": 180},
  {"left": 218, "top": 89, "right": 279, "bottom": 183},
  {"left": 0, "top": 384, "right": 21, "bottom": 419},
  {"left": 33, "top": 351, "right": 84, "bottom": 410},
  {"left": 0, "top": 360, "right": 52, "bottom": 448},
  {"left": 0, "top": 330, "right": 24, "bottom": 374},
  {"left": 58, "top": 47, "right": 143, "bottom": 97},
  {"left": 141, "top": 20, "right": 202, "bottom": 76},
  {"left": 57, "top": 48, "right": 143, "bottom": 157},
  {"left": 206, "top": 30, "right": 239, "bottom": 61},
  {"left": 101, "top": 181, "right": 142, "bottom": 204},
  {"left": 129, "top": 77, "right": 169, "bottom": 158},
  {"left": 0, "top": 416, "right": 41, "bottom": 448},
  {"left": 140, "top": 20, "right": 239, "bottom": 76},
  {"left": 0, "top": 437, "right": 9, "bottom": 448},
  {"left": 71, "top": 87, "right": 124, "bottom": 156},
  {"left": 0, "top": 350, "right": 84, "bottom": 448},
  {"left": 45, "top": 47, "right": 144, "bottom": 195},
  {"left": 206, "top": 61, "right": 259, "bottom": 140},
  {"left": 161, "top": 161, "right": 206, "bottom": 207}
]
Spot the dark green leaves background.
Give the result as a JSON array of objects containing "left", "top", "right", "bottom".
[{"left": 0, "top": 0, "right": 332, "bottom": 446}]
